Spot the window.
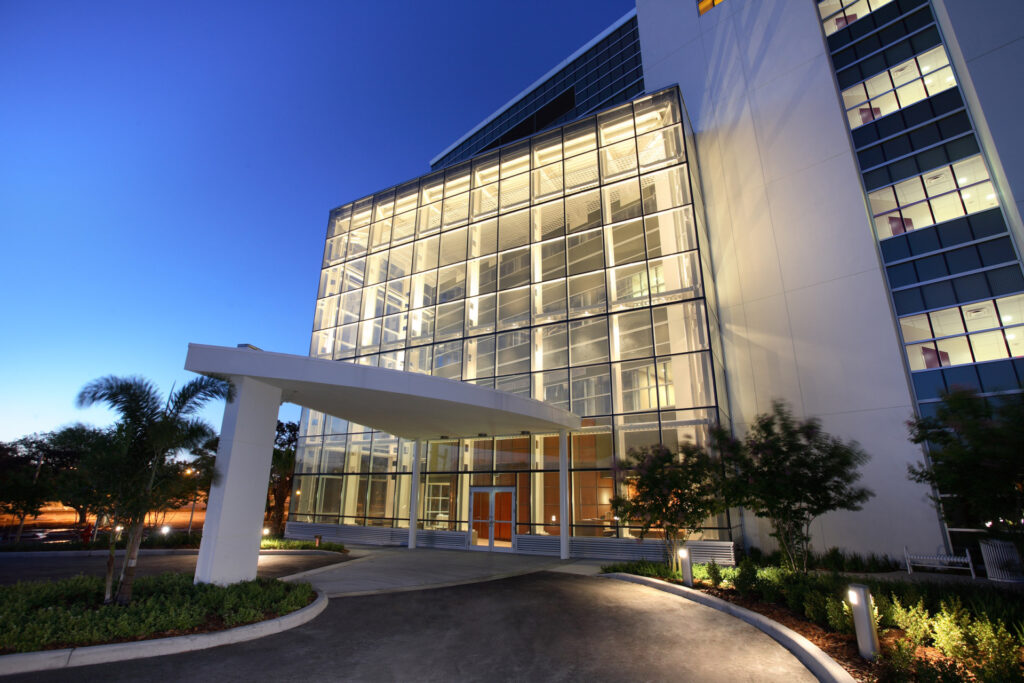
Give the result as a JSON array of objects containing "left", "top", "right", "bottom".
[
  {"left": 899, "top": 294, "right": 1024, "bottom": 370},
  {"left": 868, "top": 155, "right": 997, "bottom": 240},
  {"left": 698, "top": 0, "right": 726, "bottom": 15},
  {"left": 839, "top": 47, "right": 956, "bottom": 130},
  {"left": 819, "top": 0, "right": 896, "bottom": 36}
]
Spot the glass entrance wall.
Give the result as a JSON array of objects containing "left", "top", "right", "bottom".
[{"left": 291, "top": 86, "right": 733, "bottom": 544}]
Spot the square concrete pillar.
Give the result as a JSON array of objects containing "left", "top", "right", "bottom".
[
  {"left": 195, "top": 376, "right": 281, "bottom": 585},
  {"left": 408, "top": 440, "right": 422, "bottom": 549},
  {"left": 559, "top": 429, "right": 569, "bottom": 560}
]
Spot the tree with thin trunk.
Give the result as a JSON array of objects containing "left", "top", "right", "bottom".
[
  {"left": 907, "top": 388, "right": 1024, "bottom": 540},
  {"left": 19, "top": 424, "right": 113, "bottom": 527},
  {"left": 266, "top": 420, "right": 298, "bottom": 536},
  {"left": 611, "top": 443, "right": 725, "bottom": 573},
  {"left": 76, "top": 374, "right": 232, "bottom": 605},
  {"left": 0, "top": 441, "right": 50, "bottom": 544},
  {"left": 716, "top": 401, "right": 873, "bottom": 572}
]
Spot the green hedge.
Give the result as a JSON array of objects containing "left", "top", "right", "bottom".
[
  {"left": 0, "top": 534, "right": 345, "bottom": 553},
  {"left": 602, "top": 559, "right": 1024, "bottom": 681},
  {"left": 0, "top": 573, "right": 315, "bottom": 654},
  {"left": 259, "top": 538, "right": 347, "bottom": 553}
]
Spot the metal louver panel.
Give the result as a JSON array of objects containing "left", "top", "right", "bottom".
[{"left": 514, "top": 535, "right": 560, "bottom": 555}]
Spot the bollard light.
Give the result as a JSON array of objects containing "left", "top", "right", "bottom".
[
  {"left": 262, "top": 527, "right": 270, "bottom": 536},
  {"left": 678, "top": 547, "right": 693, "bottom": 587},
  {"left": 161, "top": 525, "right": 171, "bottom": 535},
  {"left": 847, "top": 583, "right": 879, "bottom": 660}
]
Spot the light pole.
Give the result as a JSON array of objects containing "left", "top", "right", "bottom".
[{"left": 185, "top": 468, "right": 199, "bottom": 536}]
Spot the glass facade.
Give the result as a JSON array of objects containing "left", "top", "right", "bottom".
[
  {"left": 430, "top": 15, "right": 643, "bottom": 170},
  {"left": 292, "top": 87, "right": 730, "bottom": 544}
]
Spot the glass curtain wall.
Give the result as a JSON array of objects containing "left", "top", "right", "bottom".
[
  {"left": 817, "top": 0, "right": 1024, "bottom": 418},
  {"left": 292, "top": 86, "right": 730, "bottom": 542}
]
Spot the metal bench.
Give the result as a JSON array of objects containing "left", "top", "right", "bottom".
[{"left": 904, "top": 545, "right": 976, "bottom": 579}]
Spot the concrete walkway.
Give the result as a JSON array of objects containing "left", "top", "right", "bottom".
[{"left": 288, "top": 546, "right": 605, "bottom": 596}]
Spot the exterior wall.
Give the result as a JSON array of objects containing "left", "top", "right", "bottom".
[{"left": 636, "top": 0, "right": 946, "bottom": 557}]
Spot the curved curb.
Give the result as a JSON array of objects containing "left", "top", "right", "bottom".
[
  {"left": 0, "top": 589, "right": 328, "bottom": 677},
  {"left": 600, "top": 573, "right": 855, "bottom": 683}
]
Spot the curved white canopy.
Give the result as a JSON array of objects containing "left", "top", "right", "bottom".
[{"left": 185, "top": 343, "right": 581, "bottom": 439}]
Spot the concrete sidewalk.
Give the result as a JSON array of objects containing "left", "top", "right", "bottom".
[{"left": 287, "top": 546, "right": 605, "bottom": 596}]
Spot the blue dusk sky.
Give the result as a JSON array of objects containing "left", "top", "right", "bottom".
[{"left": 0, "top": 0, "right": 636, "bottom": 441}]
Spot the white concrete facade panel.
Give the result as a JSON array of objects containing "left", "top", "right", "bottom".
[
  {"left": 637, "top": 0, "right": 947, "bottom": 555},
  {"left": 932, "top": 0, "right": 1024, "bottom": 250}
]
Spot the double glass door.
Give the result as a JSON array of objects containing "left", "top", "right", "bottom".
[{"left": 469, "top": 487, "right": 514, "bottom": 551}]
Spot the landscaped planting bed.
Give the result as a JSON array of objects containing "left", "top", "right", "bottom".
[
  {"left": 0, "top": 534, "right": 346, "bottom": 554},
  {"left": 602, "top": 559, "right": 1024, "bottom": 682},
  {"left": 0, "top": 573, "right": 315, "bottom": 654}
]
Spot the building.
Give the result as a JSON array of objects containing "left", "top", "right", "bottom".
[{"left": 285, "top": 0, "right": 1024, "bottom": 560}]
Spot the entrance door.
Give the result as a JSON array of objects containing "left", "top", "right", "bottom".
[{"left": 469, "top": 487, "right": 515, "bottom": 551}]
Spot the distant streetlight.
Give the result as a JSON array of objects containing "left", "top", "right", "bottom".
[{"left": 185, "top": 467, "right": 200, "bottom": 536}]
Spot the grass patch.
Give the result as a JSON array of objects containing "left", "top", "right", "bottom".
[{"left": 0, "top": 573, "right": 315, "bottom": 654}]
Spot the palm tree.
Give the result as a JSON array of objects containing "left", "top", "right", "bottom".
[{"left": 76, "top": 374, "right": 232, "bottom": 605}]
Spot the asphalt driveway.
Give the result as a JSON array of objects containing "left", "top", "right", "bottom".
[{"left": 6, "top": 571, "right": 816, "bottom": 682}]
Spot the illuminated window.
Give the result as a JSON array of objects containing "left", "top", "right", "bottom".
[
  {"left": 867, "top": 155, "right": 996, "bottom": 240},
  {"left": 698, "top": 0, "right": 725, "bottom": 15},
  {"left": 819, "top": 0, "right": 896, "bottom": 36},
  {"left": 900, "top": 295, "right": 1024, "bottom": 371},
  {"left": 840, "top": 47, "right": 957, "bottom": 131}
]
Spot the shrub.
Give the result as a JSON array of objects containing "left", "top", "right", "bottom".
[
  {"left": 878, "top": 638, "right": 917, "bottom": 682},
  {"left": 873, "top": 592, "right": 895, "bottom": 629},
  {"left": 912, "top": 657, "right": 967, "bottom": 682},
  {"left": 932, "top": 598, "right": 971, "bottom": 660},
  {"left": 707, "top": 560, "right": 722, "bottom": 588},
  {"left": 892, "top": 597, "right": 932, "bottom": 646},
  {"left": 826, "top": 595, "right": 853, "bottom": 634},
  {"left": 260, "top": 538, "right": 347, "bottom": 553},
  {"left": 967, "top": 617, "right": 1022, "bottom": 682},
  {"left": 600, "top": 560, "right": 679, "bottom": 581},
  {"left": 821, "top": 547, "right": 845, "bottom": 573},
  {"left": 756, "top": 566, "right": 787, "bottom": 604},
  {"left": 803, "top": 590, "right": 829, "bottom": 627},
  {"left": 734, "top": 558, "right": 758, "bottom": 598},
  {"left": 0, "top": 573, "right": 314, "bottom": 654},
  {"left": 745, "top": 546, "right": 765, "bottom": 565},
  {"left": 783, "top": 579, "right": 809, "bottom": 614}
]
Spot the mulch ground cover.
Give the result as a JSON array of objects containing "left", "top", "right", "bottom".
[{"left": 690, "top": 582, "right": 959, "bottom": 682}]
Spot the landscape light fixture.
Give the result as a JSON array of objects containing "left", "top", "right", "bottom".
[
  {"left": 847, "top": 584, "right": 879, "bottom": 660},
  {"left": 677, "top": 547, "right": 693, "bottom": 587}
]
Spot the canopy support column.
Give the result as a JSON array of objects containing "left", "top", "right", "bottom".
[
  {"left": 559, "top": 429, "right": 569, "bottom": 560},
  {"left": 408, "top": 439, "right": 422, "bottom": 549},
  {"left": 195, "top": 376, "right": 281, "bottom": 585}
]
